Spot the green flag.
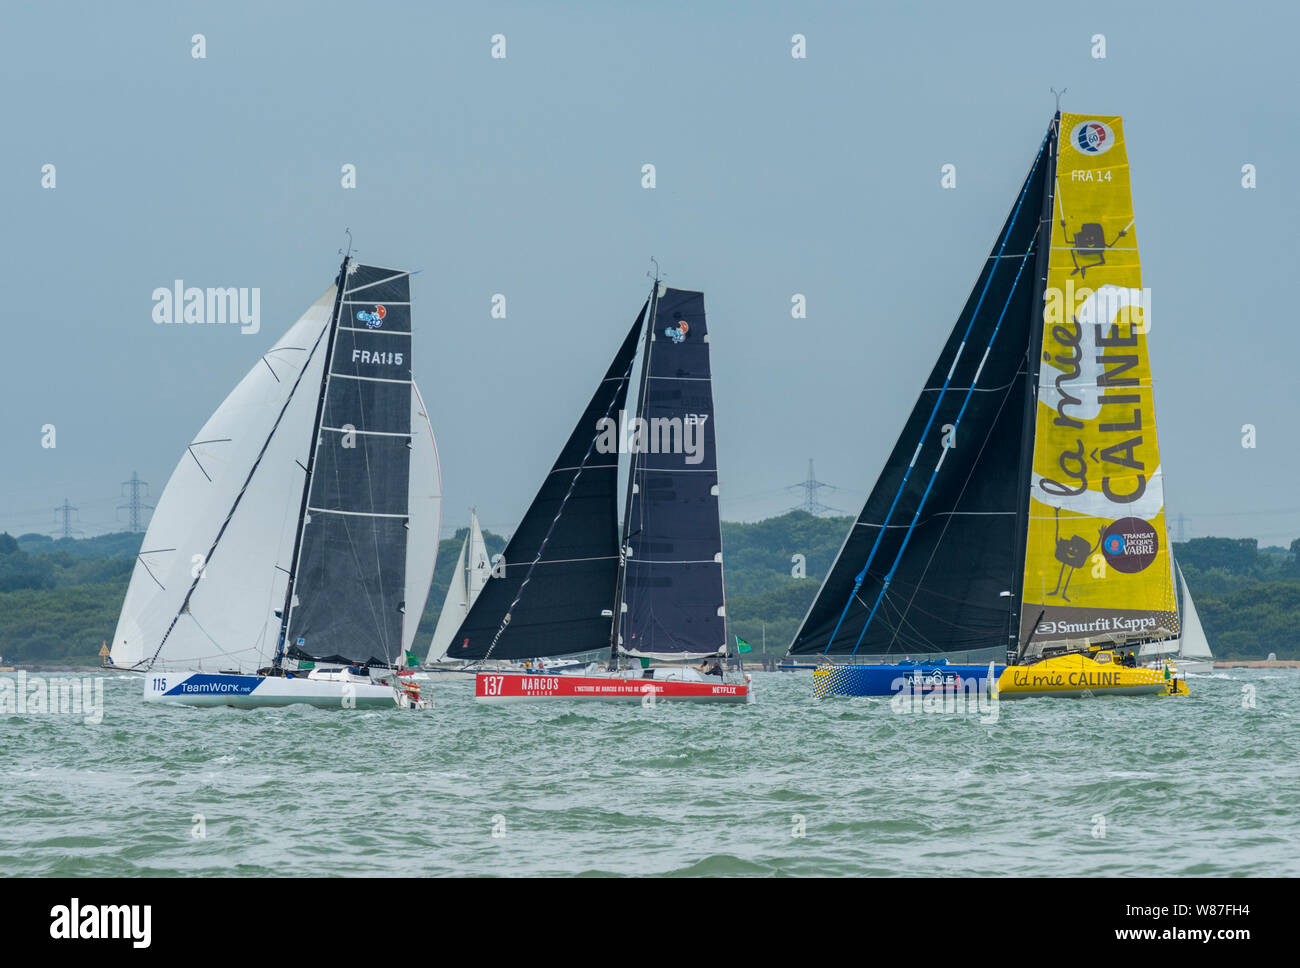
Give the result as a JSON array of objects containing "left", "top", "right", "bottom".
[
  {"left": 405, "top": 650, "right": 420, "bottom": 668},
  {"left": 735, "top": 636, "right": 752, "bottom": 654}
]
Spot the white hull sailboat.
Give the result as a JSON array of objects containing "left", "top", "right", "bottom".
[
  {"left": 142, "top": 667, "right": 404, "bottom": 709},
  {"left": 112, "top": 254, "right": 441, "bottom": 709}
]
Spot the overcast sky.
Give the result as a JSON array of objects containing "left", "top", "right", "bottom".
[{"left": 2, "top": 0, "right": 1297, "bottom": 546}]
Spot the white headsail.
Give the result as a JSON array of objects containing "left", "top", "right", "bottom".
[
  {"left": 1175, "top": 562, "right": 1213, "bottom": 660},
  {"left": 111, "top": 290, "right": 335, "bottom": 672},
  {"left": 401, "top": 382, "right": 442, "bottom": 663}
]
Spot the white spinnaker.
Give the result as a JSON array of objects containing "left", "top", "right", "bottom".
[
  {"left": 111, "top": 289, "right": 336, "bottom": 671},
  {"left": 426, "top": 538, "right": 468, "bottom": 663},
  {"left": 402, "top": 381, "right": 442, "bottom": 662},
  {"left": 467, "top": 511, "right": 491, "bottom": 603}
]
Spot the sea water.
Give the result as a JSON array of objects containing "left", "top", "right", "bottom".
[{"left": 1, "top": 670, "right": 1296, "bottom": 876}]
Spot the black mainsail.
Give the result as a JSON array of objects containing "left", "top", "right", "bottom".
[
  {"left": 618, "top": 287, "right": 727, "bottom": 658},
  {"left": 789, "top": 126, "right": 1054, "bottom": 660},
  {"left": 450, "top": 308, "right": 645, "bottom": 661},
  {"left": 282, "top": 262, "right": 416, "bottom": 667},
  {"left": 453, "top": 281, "right": 728, "bottom": 663}
]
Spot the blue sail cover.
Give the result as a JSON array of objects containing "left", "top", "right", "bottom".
[
  {"left": 286, "top": 264, "right": 414, "bottom": 666},
  {"left": 619, "top": 287, "right": 727, "bottom": 658}
]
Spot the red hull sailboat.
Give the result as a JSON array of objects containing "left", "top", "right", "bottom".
[{"left": 452, "top": 274, "right": 749, "bottom": 705}]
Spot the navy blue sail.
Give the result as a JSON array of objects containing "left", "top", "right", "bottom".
[
  {"left": 450, "top": 308, "right": 646, "bottom": 661},
  {"left": 284, "top": 263, "right": 414, "bottom": 666},
  {"left": 788, "top": 127, "right": 1054, "bottom": 660},
  {"left": 619, "top": 287, "right": 727, "bottom": 658}
]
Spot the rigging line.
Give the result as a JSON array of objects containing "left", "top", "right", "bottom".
[
  {"left": 137, "top": 555, "right": 167, "bottom": 592},
  {"left": 886, "top": 358, "right": 1024, "bottom": 651},
  {"left": 344, "top": 270, "right": 411, "bottom": 295},
  {"left": 850, "top": 234, "right": 1040, "bottom": 658},
  {"left": 482, "top": 342, "right": 639, "bottom": 663},
  {"left": 882, "top": 582, "right": 1010, "bottom": 637},
  {"left": 819, "top": 127, "right": 1051, "bottom": 656},
  {"left": 874, "top": 599, "right": 938, "bottom": 654},
  {"left": 855, "top": 510, "right": 1016, "bottom": 530},
  {"left": 146, "top": 317, "right": 333, "bottom": 672},
  {"left": 185, "top": 611, "right": 253, "bottom": 662},
  {"left": 494, "top": 554, "right": 619, "bottom": 567}
]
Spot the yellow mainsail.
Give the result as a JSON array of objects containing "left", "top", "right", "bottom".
[{"left": 1019, "top": 113, "right": 1178, "bottom": 647}]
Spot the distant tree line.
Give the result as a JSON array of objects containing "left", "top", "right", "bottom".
[{"left": 0, "top": 519, "right": 1296, "bottom": 664}]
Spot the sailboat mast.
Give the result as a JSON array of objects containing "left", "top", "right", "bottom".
[
  {"left": 1008, "top": 114, "right": 1059, "bottom": 662},
  {"left": 273, "top": 254, "right": 350, "bottom": 670},
  {"left": 607, "top": 276, "right": 659, "bottom": 670}
]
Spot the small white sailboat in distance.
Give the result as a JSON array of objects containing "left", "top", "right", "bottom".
[
  {"left": 111, "top": 253, "right": 440, "bottom": 708},
  {"left": 1141, "top": 551, "right": 1215, "bottom": 674},
  {"left": 425, "top": 510, "right": 492, "bottom": 664}
]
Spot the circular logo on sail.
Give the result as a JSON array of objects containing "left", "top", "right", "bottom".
[
  {"left": 1101, "top": 517, "right": 1158, "bottom": 573},
  {"left": 357, "top": 304, "right": 387, "bottom": 329},
  {"left": 1070, "top": 120, "right": 1114, "bottom": 155},
  {"left": 664, "top": 319, "right": 689, "bottom": 343}
]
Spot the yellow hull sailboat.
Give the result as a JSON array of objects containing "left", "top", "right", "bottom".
[{"left": 997, "top": 649, "right": 1187, "bottom": 699}]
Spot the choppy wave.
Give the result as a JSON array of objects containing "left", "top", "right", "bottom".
[{"left": 1, "top": 669, "right": 1297, "bottom": 876}]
